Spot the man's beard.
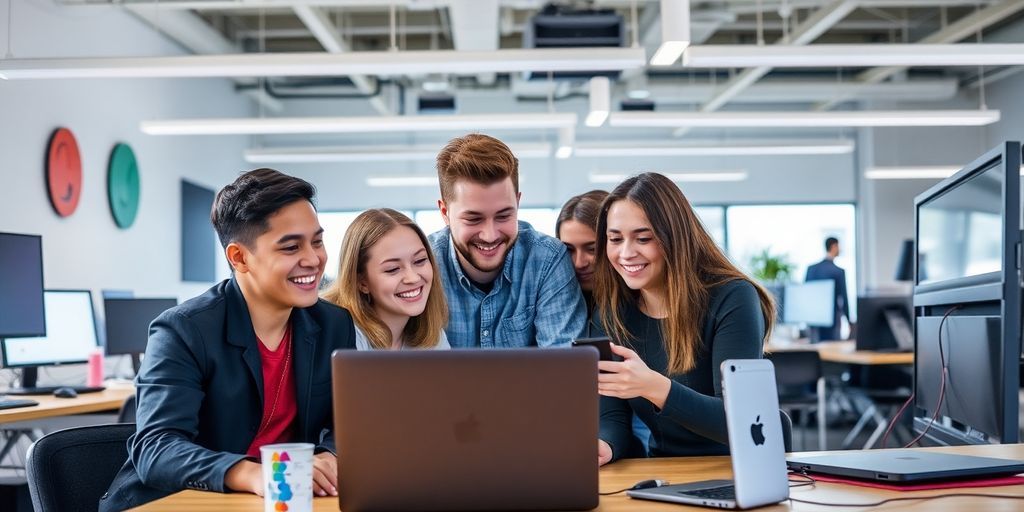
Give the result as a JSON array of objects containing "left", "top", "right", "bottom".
[{"left": 452, "top": 234, "right": 517, "bottom": 275}]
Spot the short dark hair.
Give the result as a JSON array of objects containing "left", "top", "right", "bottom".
[
  {"left": 825, "top": 237, "right": 839, "bottom": 252},
  {"left": 211, "top": 168, "right": 316, "bottom": 249}
]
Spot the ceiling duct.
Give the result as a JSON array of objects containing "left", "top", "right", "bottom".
[{"left": 523, "top": 4, "right": 625, "bottom": 80}]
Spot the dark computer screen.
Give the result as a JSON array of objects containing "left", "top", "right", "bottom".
[
  {"left": 782, "top": 280, "right": 835, "bottom": 327},
  {"left": 103, "top": 298, "right": 177, "bottom": 356},
  {"left": 0, "top": 232, "right": 46, "bottom": 338},
  {"left": 2, "top": 290, "right": 98, "bottom": 367},
  {"left": 855, "top": 295, "right": 912, "bottom": 352}
]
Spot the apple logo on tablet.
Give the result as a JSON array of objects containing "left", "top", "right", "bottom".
[{"left": 750, "top": 415, "right": 766, "bottom": 446}]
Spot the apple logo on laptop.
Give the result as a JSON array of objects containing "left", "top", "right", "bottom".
[
  {"left": 750, "top": 415, "right": 766, "bottom": 446},
  {"left": 453, "top": 413, "right": 481, "bottom": 444}
]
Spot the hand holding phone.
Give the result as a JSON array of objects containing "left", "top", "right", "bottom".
[{"left": 572, "top": 337, "right": 617, "bottom": 362}]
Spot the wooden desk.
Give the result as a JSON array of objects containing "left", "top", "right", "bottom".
[
  {"left": 0, "top": 385, "right": 134, "bottom": 424},
  {"left": 130, "top": 444, "right": 1024, "bottom": 511},
  {"left": 767, "top": 340, "right": 913, "bottom": 366}
]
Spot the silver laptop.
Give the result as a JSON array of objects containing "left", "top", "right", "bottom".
[
  {"left": 627, "top": 359, "right": 790, "bottom": 509},
  {"left": 331, "top": 348, "right": 599, "bottom": 512},
  {"left": 787, "top": 450, "right": 1024, "bottom": 483}
]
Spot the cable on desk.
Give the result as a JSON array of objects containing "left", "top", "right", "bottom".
[
  {"left": 787, "top": 470, "right": 816, "bottom": 489},
  {"left": 600, "top": 479, "right": 669, "bottom": 495}
]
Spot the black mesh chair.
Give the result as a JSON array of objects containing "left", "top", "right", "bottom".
[
  {"left": 768, "top": 350, "right": 826, "bottom": 451},
  {"left": 26, "top": 423, "right": 135, "bottom": 512}
]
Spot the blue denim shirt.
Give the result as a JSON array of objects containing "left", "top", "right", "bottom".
[{"left": 429, "top": 221, "right": 587, "bottom": 348}]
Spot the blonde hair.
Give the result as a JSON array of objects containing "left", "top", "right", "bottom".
[
  {"left": 322, "top": 209, "right": 448, "bottom": 349},
  {"left": 594, "top": 173, "right": 775, "bottom": 374}
]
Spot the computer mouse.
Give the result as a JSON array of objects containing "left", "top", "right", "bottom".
[{"left": 53, "top": 387, "right": 78, "bottom": 399}]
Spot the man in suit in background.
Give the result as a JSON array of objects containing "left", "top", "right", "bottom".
[{"left": 805, "top": 237, "right": 849, "bottom": 342}]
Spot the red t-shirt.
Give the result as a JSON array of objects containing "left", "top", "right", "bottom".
[{"left": 246, "top": 324, "right": 297, "bottom": 457}]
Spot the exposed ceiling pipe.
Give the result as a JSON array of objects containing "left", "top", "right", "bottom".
[
  {"left": 124, "top": 4, "right": 282, "bottom": 112},
  {"left": 815, "top": 0, "right": 1024, "bottom": 110},
  {"left": 673, "top": 0, "right": 856, "bottom": 137},
  {"left": 293, "top": 5, "right": 392, "bottom": 114}
]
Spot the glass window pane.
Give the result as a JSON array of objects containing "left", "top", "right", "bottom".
[
  {"left": 726, "top": 204, "right": 857, "bottom": 319},
  {"left": 693, "top": 206, "right": 725, "bottom": 249},
  {"left": 518, "top": 208, "right": 559, "bottom": 237},
  {"left": 414, "top": 210, "right": 447, "bottom": 237}
]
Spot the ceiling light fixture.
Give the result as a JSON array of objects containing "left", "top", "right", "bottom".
[
  {"left": 608, "top": 110, "right": 1000, "bottom": 128},
  {"left": 556, "top": 126, "right": 575, "bottom": 159},
  {"left": 366, "top": 176, "right": 439, "bottom": 188},
  {"left": 574, "top": 139, "right": 854, "bottom": 157},
  {"left": 682, "top": 43, "right": 1024, "bottom": 68},
  {"left": 141, "top": 113, "right": 579, "bottom": 136},
  {"left": 865, "top": 165, "right": 1024, "bottom": 180},
  {"left": 650, "top": 0, "right": 691, "bottom": 66},
  {"left": 585, "top": 76, "right": 611, "bottom": 128},
  {"left": 589, "top": 171, "right": 748, "bottom": 184},
  {"left": 245, "top": 143, "right": 553, "bottom": 163},
  {"left": 0, "top": 47, "right": 647, "bottom": 80}
]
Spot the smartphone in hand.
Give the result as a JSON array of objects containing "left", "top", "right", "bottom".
[{"left": 571, "top": 337, "right": 618, "bottom": 362}]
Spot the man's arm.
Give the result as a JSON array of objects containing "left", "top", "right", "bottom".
[
  {"left": 532, "top": 249, "right": 587, "bottom": 347},
  {"left": 130, "top": 311, "right": 251, "bottom": 494}
]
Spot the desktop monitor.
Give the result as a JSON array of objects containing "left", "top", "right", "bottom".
[
  {"left": 1, "top": 290, "right": 99, "bottom": 390},
  {"left": 855, "top": 295, "right": 913, "bottom": 352},
  {"left": 0, "top": 232, "right": 46, "bottom": 338},
  {"left": 782, "top": 280, "right": 835, "bottom": 327},
  {"left": 912, "top": 141, "right": 1021, "bottom": 445},
  {"left": 103, "top": 298, "right": 177, "bottom": 359}
]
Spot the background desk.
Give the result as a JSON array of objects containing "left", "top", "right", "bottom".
[
  {"left": 0, "top": 386, "right": 134, "bottom": 425},
  {"left": 767, "top": 340, "right": 913, "bottom": 366},
  {"left": 130, "top": 444, "right": 1024, "bottom": 511}
]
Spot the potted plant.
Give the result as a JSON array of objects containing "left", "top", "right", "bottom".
[{"left": 749, "top": 248, "right": 795, "bottom": 284}]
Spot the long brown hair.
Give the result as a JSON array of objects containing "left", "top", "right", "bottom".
[
  {"left": 322, "top": 209, "right": 448, "bottom": 349},
  {"left": 556, "top": 189, "right": 609, "bottom": 237},
  {"left": 594, "top": 173, "right": 775, "bottom": 374}
]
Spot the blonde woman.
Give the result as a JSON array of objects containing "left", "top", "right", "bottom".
[{"left": 323, "top": 209, "right": 449, "bottom": 350}]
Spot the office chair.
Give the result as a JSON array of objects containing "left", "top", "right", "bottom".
[
  {"left": 768, "top": 350, "right": 826, "bottom": 451},
  {"left": 117, "top": 394, "right": 137, "bottom": 423},
  {"left": 25, "top": 423, "right": 135, "bottom": 512},
  {"left": 779, "top": 409, "right": 794, "bottom": 453}
]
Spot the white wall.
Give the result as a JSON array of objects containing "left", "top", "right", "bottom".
[{"left": 0, "top": 1, "right": 251, "bottom": 384}]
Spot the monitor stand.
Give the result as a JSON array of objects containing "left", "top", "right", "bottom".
[{"left": 4, "top": 366, "right": 105, "bottom": 395}]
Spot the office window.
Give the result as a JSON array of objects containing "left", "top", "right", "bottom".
[
  {"left": 694, "top": 206, "right": 726, "bottom": 249},
  {"left": 725, "top": 204, "right": 857, "bottom": 318}
]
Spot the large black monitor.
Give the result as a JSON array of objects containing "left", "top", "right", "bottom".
[
  {"left": 912, "top": 141, "right": 1021, "bottom": 445},
  {"left": 103, "top": 297, "right": 177, "bottom": 372},
  {"left": 0, "top": 232, "right": 46, "bottom": 338},
  {"left": 855, "top": 295, "right": 913, "bottom": 352},
  {"left": 1, "top": 290, "right": 99, "bottom": 391}
]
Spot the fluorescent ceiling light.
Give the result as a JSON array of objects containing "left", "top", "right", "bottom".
[
  {"left": 590, "top": 171, "right": 748, "bottom": 184},
  {"left": 556, "top": 126, "right": 575, "bottom": 159},
  {"left": 245, "top": 143, "right": 552, "bottom": 163},
  {"left": 608, "top": 110, "right": 1000, "bottom": 128},
  {"left": 0, "top": 47, "right": 646, "bottom": 80},
  {"left": 141, "top": 113, "right": 578, "bottom": 136},
  {"left": 650, "top": 0, "right": 690, "bottom": 66},
  {"left": 366, "top": 176, "right": 438, "bottom": 188},
  {"left": 865, "top": 165, "right": 1024, "bottom": 180},
  {"left": 585, "top": 76, "right": 610, "bottom": 128},
  {"left": 682, "top": 44, "right": 1024, "bottom": 68},
  {"left": 574, "top": 139, "right": 854, "bottom": 157}
]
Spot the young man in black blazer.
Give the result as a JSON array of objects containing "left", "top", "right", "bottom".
[{"left": 100, "top": 169, "right": 356, "bottom": 511}]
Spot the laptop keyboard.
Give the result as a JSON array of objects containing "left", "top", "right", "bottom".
[{"left": 680, "top": 485, "right": 736, "bottom": 501}]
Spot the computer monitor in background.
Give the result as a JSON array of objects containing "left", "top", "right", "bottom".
[
  {"left": 0, "top": 232, "right": 46, "bottom": 338},
  {"left": 1, "top": 290, "right": 101, "bottom": 393},
  {"left": 782, "top": 280, "right": 835, "bottom": 327},
  {"left": 104, "top": 297, "right": 177, "bottom": 374},
  {"left": 913, "top": 141, "right": 1021, "bottom": 445},
  {"left": 856, "top": 295, "right": 913, "bottom": 352}
]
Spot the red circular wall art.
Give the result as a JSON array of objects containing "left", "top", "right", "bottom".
[{"left": 46, "top": 127, "right": 83, "bottom": 218}]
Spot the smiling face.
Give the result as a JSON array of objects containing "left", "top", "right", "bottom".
[
  {"left": 558, "top": 219, "right": 598, "bottom": 292},
  {"left": 605, "top": 199, "right": 666, "bottom": 295},
  {"left": 230, "top": 200, "right": 326, "bottom": 312},
  {"left": 359, "top": 225, "right": 434, "bottom": 326},
  {"left": 439, "top": 177, "right": 521, "bottom": 283}
]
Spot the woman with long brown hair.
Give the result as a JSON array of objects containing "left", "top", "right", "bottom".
[
  {"left": 593, "top": 173, "right": 775, "bottom": 465},
  {"left": 556, "top": 189, "right": 609, "bottom": 313},
  {"left": 322, "top": 208, "right": 449, "bottom": 349}
]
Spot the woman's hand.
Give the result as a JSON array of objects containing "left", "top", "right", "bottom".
[
  {"left": 598, "top": 343, "right": 672, "bottom": 409},
  {"left": 598, "top": 439, "right": 614, "bottom": 467},
  {"left": 312, "top": 452, "right": 339, "bottom": 497}
]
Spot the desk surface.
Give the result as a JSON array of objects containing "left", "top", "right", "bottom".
[
  {"left": 131, "top": 444, "right": 1024, "bottom": 511},
  {"left": 767, "top": 340, "right": 914, "bottom": 365},
  {"left": 0, "top": 385, "right": 133, "bottom": 424}
]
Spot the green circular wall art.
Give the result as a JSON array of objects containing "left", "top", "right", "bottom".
[{"left": 107, "top": 143, "right": 140, "bottom": 229}]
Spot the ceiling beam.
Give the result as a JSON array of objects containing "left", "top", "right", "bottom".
[
  {"left": 815, "top": 0, "right": 1024, "bottom": 110},
  {"left": 293, "top": 5, "right": 392, "bottom": 115}
]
